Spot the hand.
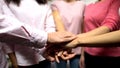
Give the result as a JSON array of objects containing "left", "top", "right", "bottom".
[
  {"left": 48, "top": 31, "right": 76, "bottom": 43},
  {"left": 44, "top": 45, "right": 76, "bottom": 63},
  {"left": 43, "top": 50, "right": 55, "bottom": 62},
  {"left": 43, "top": 51, "right": 60, "bottom": 63},
  {"left": 65, "top": 33, "right": 90, "bottom": 48},
  {"left": 52, "top": 50, "right": 76, "bottom": 63},
  {"left": 80, "top": 55, "right": 85, "bottom": 68},
  {"left": 60, "top": 51, "right": 76, "bottom": 60},
  {"left": 45, "top": 55, "right": 56, "bottom": 62},
  {"left": 66, "top": 38, "right": 80, "bottom": 48}
]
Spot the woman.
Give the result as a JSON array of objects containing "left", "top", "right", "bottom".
[
  {"left": 66, "top": 0, "right": 120, "bottom": 68},
  {"left": 0, "top": 0, "right": 76, "bottom": 68},
  {"left": 3, "top": 0, "right": 77, "bottom": 67},
  {"left": 6, "top": 0, "right": 55, "bottom": 68},
  {"left": 1, "top": 0, "right": 55, "bottom": 68},
  {"left": 51, "top": 0, "right": 85, "bottom": 68}
]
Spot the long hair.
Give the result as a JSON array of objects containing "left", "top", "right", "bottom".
[
  {"left": 5, "top": 0, "right": 47, "bottom": 6},
  {"left": 36, "top": 0, "right": 47, "bottom": 4},
  {"left": 5, "top": 0, "right": 20, "bottom": 6}
]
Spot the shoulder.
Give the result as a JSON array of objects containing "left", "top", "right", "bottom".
[
  {"left": 76, "top": 1, "right": 86, "bottom": 8},
  {"left": 75, "top": 1, "right": 85, "bottom": 6},
  {"left": 52, "top": 0, "right": 63, "bottom": 4},
  {"left": 51, "top": 0, "right": 64, "bottom": 10},
  {"left": 51, "top": 0, "right": 65, "bottom": 7},
  {"left": 42, "top": 4, "right": 51, "bottom": 12},
  {"left": 0, "top": 0, "right": 5, "bottom": 6}
]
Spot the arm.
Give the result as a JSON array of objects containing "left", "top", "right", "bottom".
[
  {"left": 8, "top": 53, "right": 18, "bottom": 68},
  {"left": 77, "top": 26, "right": 110, "bottom": 38},
  {"left": 51, "top": 2, "right": 66, "bottom": 31},
  {"left": 0, "top": 1, "right": 76, "bottom": 48},
  {"left": 52, "top": 10, "right": 66, "bottom": 31},
  {"left": 2, "top": 44, "right": 18, "bottom": 68},
  {"left": 78, "top": 0, "right": 120, "bottom": 38},
  {"left": 0, "top": 0, "right": 48, "bottom": 48},
  {"left": 80, "top": 47, "right": 85, "bottom": 68},
  {"left": 66, "top": 0, "right": 120, "bottom": 47},
  {"left": 79, "top": 30, "right": 120, "bottom": 45},
  {"left": 66, "top": 30, "right": 120, "bottom": 47}
]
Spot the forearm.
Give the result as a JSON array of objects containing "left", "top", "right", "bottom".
[
  {"left": 81, "top": 47, "right": 84, "bottom": 55},
  {"left": 8, "top": 53, "right": 18, "bottom": 68},
  {"left": 78, "top": 26, "right": 110, "bottom": 38},
  {"left": 79, "top": 30, "right": 120, "bottom": 45},
  {"left": 52, "top": 10, "right": 66, "bottom": 31},
  {"left": 66, "top": 26, "right": 113, "bottom": 47}
]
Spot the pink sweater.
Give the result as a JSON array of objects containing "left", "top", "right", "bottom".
[{"left": 84, "top": 0, "right": 120, "bottom": 57}]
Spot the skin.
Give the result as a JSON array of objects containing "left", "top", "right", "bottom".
[{"left": 66, "top": 30, "right": 120, "bottom": 48}]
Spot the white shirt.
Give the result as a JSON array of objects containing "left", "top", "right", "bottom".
[
  {"left": 0, "top": 0, "right": 55, "bottom": 66},
  {"left": 0, "top": 0, "right": 55, "bottom": 48},
  {"left": 0, "top": 46, "right": 8, "bottom": 68}
]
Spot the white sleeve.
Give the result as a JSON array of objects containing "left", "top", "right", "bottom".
[
  {"left": 2, "top": 43, "right": 13, "bottom": 54},
  {"left": 0, "top": 15, "right": 48, "bottom": 48},
  {"left": 0, "top": 0, "right": 48, "bottom": 48},
  {"left": 44, "top": 6, "right": 56, "bottom": 33}
]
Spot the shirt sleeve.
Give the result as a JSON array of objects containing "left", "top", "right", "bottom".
[
  {"left": 2, "top": 43, "right": 13, "bottom": 54},
  {"left": 44, "top": 6, "right": 56, "bottom": 33},
  {"left": 51, "top": 1, "right": 59, "bottom": 11},
  {"left": 101, "top": 0, "right": 120, "bottom": 31},
  {"left": 0, "top": 0, "right": 48, "bottom": 48}
]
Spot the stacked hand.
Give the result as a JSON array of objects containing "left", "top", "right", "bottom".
[
  {"left": 66, "top": 37, "right": 80, "bottom": 48},
  {"left": 48, "top": 31, "right": 76, "bottom": 43},
  {"left": 44, "top": 44, "right": 76, "bottom": 63},
  {"left": 43, "top": 31, "right": 77, "bottom": 62}
]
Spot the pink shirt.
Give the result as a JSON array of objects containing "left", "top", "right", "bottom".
[
  {"left": 51, "top": 0, "right": 85, "bottom": 54},
  {"left": 84, "top": 0, "right": 120, "bottom": 57}
]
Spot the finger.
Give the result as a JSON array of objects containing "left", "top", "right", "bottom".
[
  {"left": 80, "top": 63, "right": 85, "bottom": 68},
  {"left": 61, "top": 54, "right": 67, "bottom": 60},
  {"left": 80, "top": 59, "right": 85, "bottom": 68},
  {"left": 47, "top": 56, "right": 55, "bottom": 62},
  {"left": 61, "top": 53, "right": 76, "bottom": 60},
  {"left": 63, "top": 51, "right": 68, "bottom": 56},
  {"left": 63, "top": 36, "right": 76, "bottom": 42},
  {"left": 55, "top": 55, "right": 60, "bottom": 63},
  {"left": 57, "top": 51, "right": 63, "bottom": 56},
  {"left": 80, "top": 61, "right": 83, "bottom": 68},
  {"left": 66, "top": 53, "right": 76, "bottom": 59}
]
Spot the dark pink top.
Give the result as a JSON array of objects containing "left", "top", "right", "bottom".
[{"left": 84, "top": 0, "right": 120, "bottom": 57}]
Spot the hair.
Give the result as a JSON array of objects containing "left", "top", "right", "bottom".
[{"left": 5, "top": 0, "right": 47, "bottom": 6}]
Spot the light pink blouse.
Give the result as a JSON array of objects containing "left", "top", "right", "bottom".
[{"left": 51, "top": 0, "right": 85, "bottom": 54}]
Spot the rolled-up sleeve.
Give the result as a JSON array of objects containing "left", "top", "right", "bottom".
[{"left": 101, "top": 0, "right": 120, "bottom": 31}]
